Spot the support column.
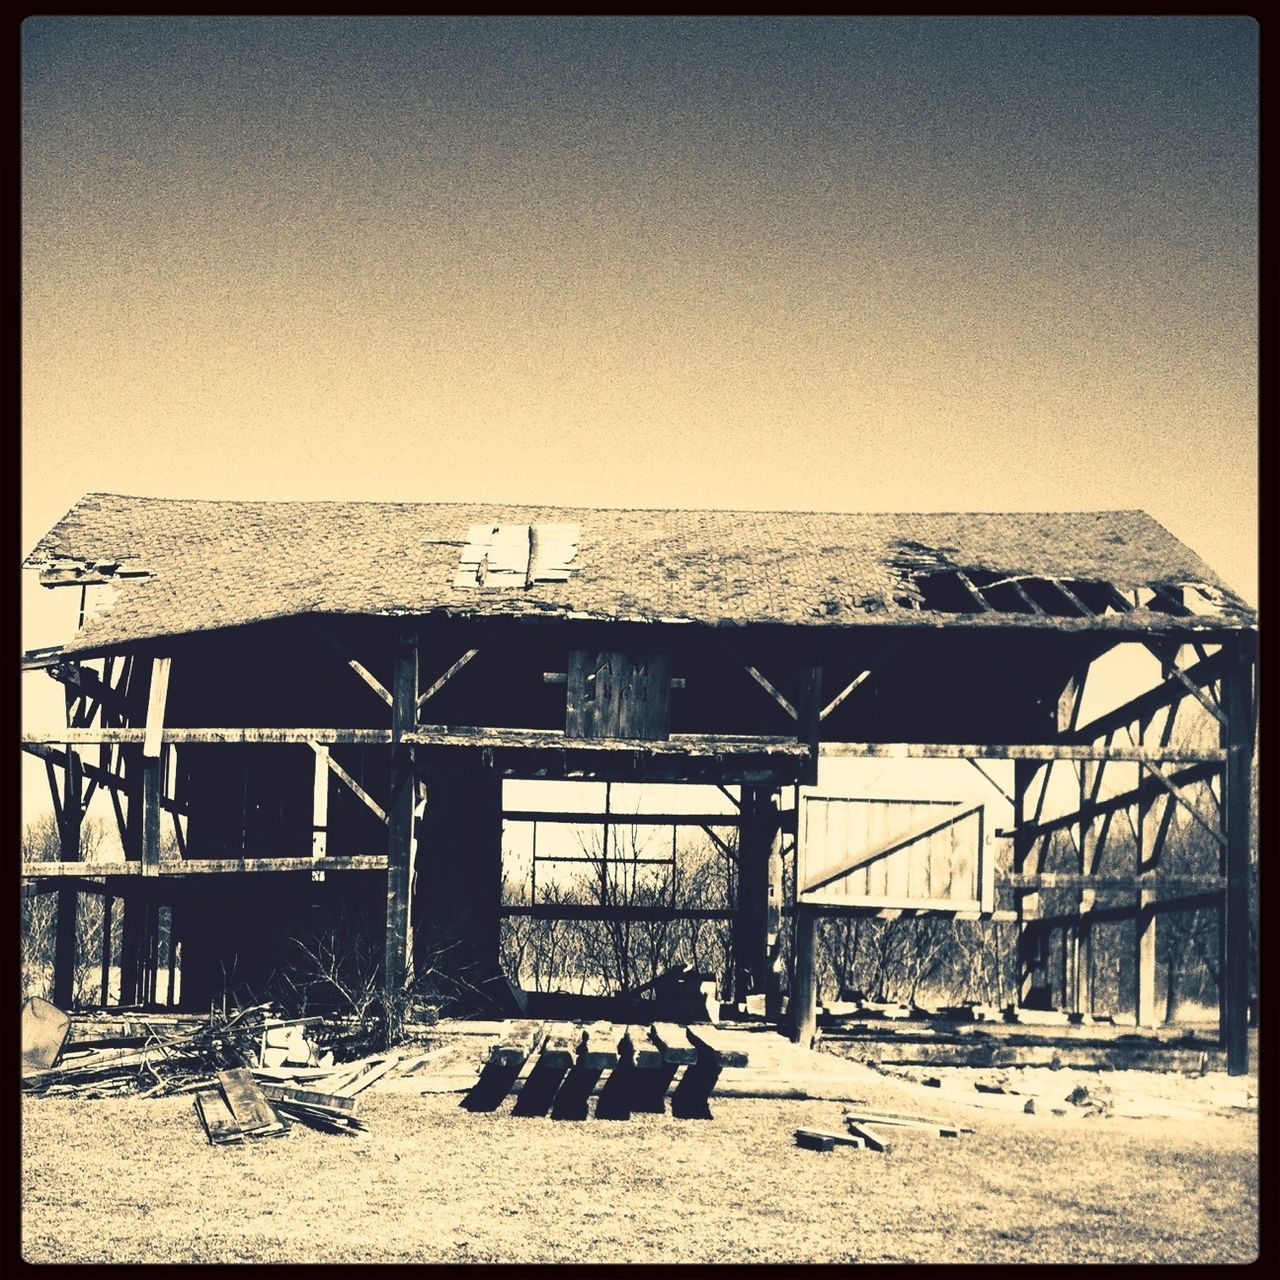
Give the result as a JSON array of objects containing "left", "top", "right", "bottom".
[
  {"left": 1221, "top": 637, "right": 1254, "bottom": 1075},
  {"left": 118, "top": 657, "right": 147, "bottom": 1006},
  {"left": 51, "top": 748, "right": 83, "bottom": 1009},
  {"left": 383, "top": 629, "right": 418, "bottom": 1038},
  {"left": 789, "top": 905, "right": 818, "bottom": 1046},
  {"left": 1135, "top": 710, "right": 1159, "bottom": 1028},
  {"left": 734, "top": 787, "right": 777, "bottom": 1004},
  {"left": 765, "top": 804, "right": 785, "bottom": 1021},
  {"left": 1013, "top": 760, "right": 1047, "bottom": 1007}
]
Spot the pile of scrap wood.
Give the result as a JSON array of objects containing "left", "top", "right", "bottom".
[
  {"left": 19, "top": 1000, "right": 388, "bottom": 1100},
  {"left": 194, "top": 1068, "right": 371, "bottom": 1143}
]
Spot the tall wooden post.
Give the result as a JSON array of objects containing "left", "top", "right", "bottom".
[
  {"left": 1220, "top": 636, "right": 1254, "bottom": 1075},
  {"left": 51, "top": 748, "right": 82, "bottom": 1009},
  {"left": 765, "top": 798, "right": 785, "bottom": 1021},
  {"left": 384, "top": 629, "right": 418, "bottom": 1040},
  {"left": 789, "top": 906, "right": 818, "bottom": 1046},
  {"left": 1013, "top": 760, "right": 1046, "bottom": 1006},
  {"left": 1135, "top": 708, "right": 1159, "bottom": 1028},
  {"left": 734, "top": 787, "right": 774, "bottom": 1004},
  {"left": 798, "top": 664, "right": 822, "bottom": 787},
  {"left": 118, "top": 657, "right": 147, "bottom": 1006}
]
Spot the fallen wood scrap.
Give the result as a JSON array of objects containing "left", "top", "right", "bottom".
[
  {"left": 194, "top": 1090, "right": 246, "bottom": 1145},
  {"left": 217, "top": 1068, "right": 286, "bottom": 1137},
  {"left": 843, "top": 1108, "right": 970, "bottom": 1137},
  {"left": 844, "top": 1120, "right": 894, "bottom": 1153},
  {"left": 796, "top": 1129, "right": 866, "bottom": 1152},
  {"left": 258, "top": 1083, "right": 359, "bottom": 1113}
]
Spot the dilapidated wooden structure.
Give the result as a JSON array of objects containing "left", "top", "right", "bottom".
[{"left": 21, "top": 496, "right": 1257, "bottom": 1071}]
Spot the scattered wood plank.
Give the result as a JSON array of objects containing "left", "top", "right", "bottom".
[
  {"left": 578, "top": 1023, "right": 620, "bottom": 1070},
  {"left": 257, "top": 1083, "right": 358, "bottom": 1114},
  {"left": 334, "top": 1056, "right": 403, "bottom": 1098},
  {"left": 194, "top": 1090, "right": 244, "bottom": 1145},
  {"left": 686, "top": 1025, "right": 749, "bottom": 1068},
  {"left": 217, "top": 1068, "right": 284, "bottom": 1136},
  {"left": 796, "top": 1129, "right": 865, "bottom": 1151},
  {"left": 844, "top": 1120, "right": 893, "bottom": 1153},
  {"left": 487, "top": 1022, "right": 547, "bottom": 1069},
  {"left": 649, "top": 1023, "right": 697, "bottom": 1065}
]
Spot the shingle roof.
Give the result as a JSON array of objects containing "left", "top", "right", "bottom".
[{"left": 25, "top": 494, "right": 1255, "bottom": 653}]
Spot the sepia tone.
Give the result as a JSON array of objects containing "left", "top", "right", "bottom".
[{"left": 21, "top": 16, "right": 1257, "bottom": 1268}]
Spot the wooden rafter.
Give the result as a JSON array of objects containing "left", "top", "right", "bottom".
[
  {"left": 1007, "top": 578, "right": 1046, "bottom": 616},
  {"left": 1048, "top": 579, "right": 1094, "bottom": 616},
  {"left": 1143, "top": 642, "right": 1228, "bottom": 726},
  {"left": 743, "top": 666, "right": 798, "bottom": 720},
  {"left": 417, "top": 648, "right": 479, "bottom": 708},
  {"left": 699, "top": 825, "right": 738, "bottom": 864},
  {"left": 952, "top": 570, "right": 993, "bottom": 612}
]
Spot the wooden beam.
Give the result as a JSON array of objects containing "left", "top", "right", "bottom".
[
  {"left": 1221, "top": 638, "right": 1254, "bottom": 1076},
  {"left": 820, "top": 742, "right": 1224, "bottom": 763},
  {"left": 798, "top": 665, "right": 822, "bottom": 786},
  {"left": 313, "top": 742, "right": 388, "bottom": 824},
  {"left": 384, "top": 631, "right": 418, "bottom": 1038},
  {"left": 501, "top": 903, "right": 734, "bottom": 922},
  {"left": 1143, "top": 643, "right": 1228, "bottom": 726},
  {"left": 311, "top": 746, "right": 329, "bottom": 862},
  {"left": 743, "top": 666, "right": 798, "bottom": 720},
  {"left": 953, "top": 570, "right": 993, "bottom": 612},
  {"left": 1000, "top": 873, "right": 1225, "bottom": 890},
  {"left": 1067, "top": 651, "right": 1227, "bottom": 744},
  {"left": 1136, "top": 761, "right": 1226, "bottom": 847},
  {"left": 23, "top": 728, "right": 397, "bottom": 744},
  {"left": 51, "top": 749, "right": 82, "bottom": 1008},
  {"left": 965, "top": 758, "right": 1014, "bottom": 805},
  {"left": 417, "top": 648, "right": 479, "bottom": 708},
  {"left": 819, "top": 670, "right": 871, "bottom": 721},
  {"left": 142, "top": 657, "right": 171, "bottom": 759},
  {"left": 504, "top": 809, "right": 739, "bottom": 827},
  {"left": 21, "top": 856, "right": 388, "bottom": 877},
  {"left": 320, "top": 632, "right": 393, "bottom": 707},
  {"left": 790, "top": 906, "right": 818, "bottom": 1046}
]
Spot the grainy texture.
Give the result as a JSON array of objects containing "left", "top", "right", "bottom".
[
  {"left": 21, "top": 1078, "right": 1256, "bottom": 1263},
  {"left": 24, "top": 495, "right": 1254, "bottom": 653}
]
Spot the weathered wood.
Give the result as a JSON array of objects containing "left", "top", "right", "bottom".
[
  {"left": 743, "top": 665, "right": 798, "bottom": 720},
  {"left": 1221, "top": 638, "right": 1254, "bottom": 1076},
  {"left": 194, "top": 1090, "right": 244, "bottom": 1144},
  {"left": 384, "top": 632, "right": 417, "bottom": 1037},
  {"left": 142, "top": 657, "right": 171, "bottom": 758},
  {"left": 504, "top": 809, "right": 739, "bottom": 827},
  {"left": 216, "top": 1068, "right": 283, "bottom": 1134},
  {"left": 23, "top": 728, "right": 396, "bottom": 744},
  {"left": 316, "top": 744, "right": 388, "bottom": 825},
  {"left": 819, "top": 742, "right": 1224, "bottom": 763},
  {"left": 819, "top": 670, "right": 871, "bottom": 721},
  {"left": 621, "top": 1025, "right": 662, "bottom": 1070},
  {"left": 566, "top": 651, "right": 674, "bottom": 739},
  {"left": 488, "top": 1022, "right": 546, "bottom": 1069},
  {"left": 844, "top": 1120, "right": 893, "bottom": 1153},
  {"left": 52, "top": 748, "right": 82, "bottom": 1009},
  {"left": 686, "top": 1025, "right": 749, "bottom": 1068},
  {"left": 649, "top": 1024, "right": 697, "bottom": 1065},
  {"left": 578, "top": 1023, "right": 620, "bottom": 1070},
  {"left": 257, "top": 1083, "right": 358, "bottom": 1113},
  {"left": 21, "top": 856, "right": 388, "bottom": 877},
  {"left": 999, "top": 873, "right": 1225, "bottom": 890},
  {"left": 790, "top": 907, "right": 818, "bottom": 1046},
  {"left": 795, "top": 1130, "right": 836, "bottom": 1151},
  {"left": 404, "top": 728, "right": 810, "bottom": 756},
  {"left": 417, "top": 648, "right": 479, "bottom": 708}
]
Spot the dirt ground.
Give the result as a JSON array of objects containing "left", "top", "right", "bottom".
[{"left": 21, "top": 1035, "right": 1258, "bottom": 1264}]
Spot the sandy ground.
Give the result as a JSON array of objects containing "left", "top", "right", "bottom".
[{"left": 21, "top": 1029, "right": 1258, "bottom": 1264}]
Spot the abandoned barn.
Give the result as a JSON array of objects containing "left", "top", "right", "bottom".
[{"left": 20, "top": 495, "right": 1258, "bottom": 1072}]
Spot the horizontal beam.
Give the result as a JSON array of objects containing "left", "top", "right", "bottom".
[
  {"left": 1030, "top": 890, "right": 1222, "bottom": 929},
  {"left": 22, "top": 856, "right": 388, "bottom": 878},
  {"left": 999, "top": 874, "right": 1226, "bottom": 890},
  {"left": 501, "top": 904, "right": 734, "bottom": 922},
  {"left": 22, "top": 644, "right": 65, "bottom": 671},
  {"left": 993, "top": 761, "right": 1220, "bottom": 843},
  {"left": 1068, "top": 651, "right": 1227, "bottom": 744},
  {"left": 820, "top": 742, "right": 1225, "bottom": 763},
  {"left": 408, "top": 728, "right": 811, "bottom": 757},
  {"left": 797, "top": 893, "right": 983, "bottom": 912},
  {"left": 23, "top": 728, "right": 395, "bottom": 745},
  {"left": 504, "top": 810, "right": 740, "bottom": 827}
]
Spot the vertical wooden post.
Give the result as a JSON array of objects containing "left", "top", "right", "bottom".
[
  {"left": 798, "top": 664, "right": 822, "bottom": 787},
  {"left": 789, "top": 905, "right": 818, "bottom": 1046},
  {"left": 384, "top": 629, "right": 418, "bottom": 1041},
  {"left": 1221, "top": 637, "right": 1254, "bottom": 1075},
  {"left": 1135, "top": 709, "right": 1158, "bottom": 1028},
  {"left": 311, "top": 746, "right": 330, "bottom": 865},
  {"left": 765, "top": 795, "right": 785, "bottom": 1021},
  {"left": 52, "top": 748, "right": 83, "bottom": 1009},
  {"left": 100, "top": 892, "right": 114, "bottom": 1005},
  {"left": 1058, "top": 670, "right": 1085, "bottom": 1016},
  {"left": 734, "top": 787, "right": 769, "bottom": 1004},
  {"left": 1013, "top": 760, "right": 1043, "bottom": 1006}
]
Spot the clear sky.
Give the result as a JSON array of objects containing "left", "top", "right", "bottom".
[{"left": 22, "top": 15, "right": 1257, "bottom": 597}]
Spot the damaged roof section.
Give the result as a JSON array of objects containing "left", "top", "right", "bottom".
[
  {"left": 22, "top": 495, "right": 1257, "bottom": 653},
  {"left": 453, "top": 523, "right": 581, "bottom": 590}
]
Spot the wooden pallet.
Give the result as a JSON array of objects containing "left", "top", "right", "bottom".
[{"left": 461, "top": 1021, "right": 748, "bottom": 1120}]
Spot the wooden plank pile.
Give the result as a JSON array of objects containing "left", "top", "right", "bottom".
[{"left": 461, "top": 1021, "right": 748, "bottom": 1120}]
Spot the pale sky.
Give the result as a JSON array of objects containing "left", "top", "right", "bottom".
[{"left": 21, "top": 17, "right": 1257, "bottom": 827}]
